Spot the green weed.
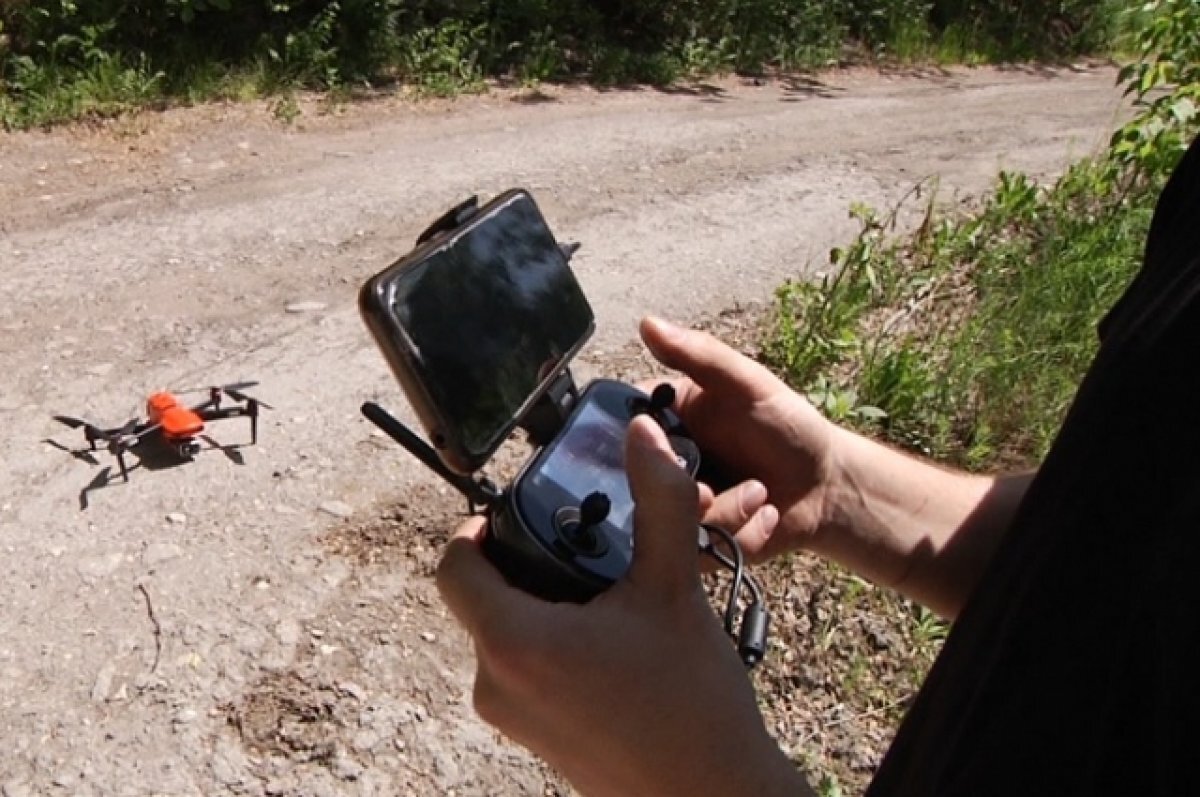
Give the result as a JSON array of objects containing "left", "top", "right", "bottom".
[{"left": 399, "top": 21, "right": 487, "bottom": 98}]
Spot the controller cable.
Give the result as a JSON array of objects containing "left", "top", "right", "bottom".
[{"left": 700, "top": 524, "right": 769, "bottom": 669}]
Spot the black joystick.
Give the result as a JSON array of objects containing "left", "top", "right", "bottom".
[
  {"left": 578, "top": 491, "right": 611, "bottom": 531},
  {"left": 650, "top": 383, "right": 675, "bottom": 412},
  {"left": 631, "top": 383, "right": 677, "bottom": 429},
  {"left": 552, "top": 490, "right": 612, "bottom": 559}
]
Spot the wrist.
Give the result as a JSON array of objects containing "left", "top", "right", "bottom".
[
  {"left": 816, "top": 422, "right": 863, "bottom": 535},
  {"left": 648, "top": 730, "right": 813, "bottom": 797}
]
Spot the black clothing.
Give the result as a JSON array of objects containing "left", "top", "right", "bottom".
[{"left": 867, "top": 138, "right": 1200, "bottom": 796}]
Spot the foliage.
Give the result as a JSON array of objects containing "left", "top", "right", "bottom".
[
  {"left": 0, "top": 0, "right": 1124, "bottom": 127},
  {"left": 398, "top": 20, "right": 487, "bottom": 97},
  {"left": 1109, "top": 0, "right": 1200, "bottom": 181},
  {"left": 763, "top": 0, "right": 1196, "bottom": 471}
]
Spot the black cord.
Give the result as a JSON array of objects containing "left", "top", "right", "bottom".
[
  {"left": 700, "top": 524, "right": 769, "bottom": 667},
  {"left": 702, "top": 524, "right": 743, "bottom": 632}
]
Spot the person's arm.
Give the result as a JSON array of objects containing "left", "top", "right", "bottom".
[
  {"left": 641, "top": 317, "right": 1033, "bottom": 619},
  {"left": 818, "top": 428, "right": 1033, "bottom": 618}
]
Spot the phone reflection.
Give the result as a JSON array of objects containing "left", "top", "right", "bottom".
[{"left": 391, "top": 193, "right": 593, "bottom": 457}]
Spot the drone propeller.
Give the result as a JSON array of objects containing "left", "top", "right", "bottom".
[
  {"left": 224, "top": 387, "right": 274, "bottom": 410},
  {"left": 54, "top": 414, "right": 133, "bottom": 441},
  {"left": 177, "top": 380, "right": 260, "bottom": 395},
  {"left": 217, "top": 380, "right": 259, "bottom": 393}
]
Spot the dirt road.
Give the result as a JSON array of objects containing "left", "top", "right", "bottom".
[{"left": 0, "top": 65, "right": 1124, "bottom": 795}]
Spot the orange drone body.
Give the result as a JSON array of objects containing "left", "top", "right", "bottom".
[
  {"left": 146, "top": 392, "right": 205, "bottom": 440},
  {"left": 54, "top": 381, "right": 265, "bottom": 486}
]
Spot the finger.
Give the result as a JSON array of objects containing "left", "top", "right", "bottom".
[
  {"left": 436, "top": 517, "right": 533, "bottom": 642},
  {"left": 624, "top": 415, "right": 702, "bottom": 596},
  {"left": 731, "top": 503, "right": 779, "bottom": 560},
  {"left": 639, "top": 316, "right": 778, "bottom": 401},
  {"left": 700, "top": 479, "right": 768, "bottom": 534},
  {"left": 697, "top": 482, "right": 716, "bottom": 516}
]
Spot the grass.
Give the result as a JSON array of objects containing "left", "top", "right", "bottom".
[{"left": 763, "top": 160, "right": 1157, "bottom": 471}]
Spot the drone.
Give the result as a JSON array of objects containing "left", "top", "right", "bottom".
[{"left": 51, "top": 382, "right": 271, "bottom": 482}]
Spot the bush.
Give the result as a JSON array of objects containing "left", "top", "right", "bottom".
[{"left": 0, "top": 1, "right": 1124, "bottom": 127}]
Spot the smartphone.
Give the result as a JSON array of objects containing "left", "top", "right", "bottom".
[{"left": 360, "top": 189, "right": 595, "bottom": 474}]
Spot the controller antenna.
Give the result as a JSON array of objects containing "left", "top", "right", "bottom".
[{"left": 360, "top": 402, "right": 501, "bottom": 510}]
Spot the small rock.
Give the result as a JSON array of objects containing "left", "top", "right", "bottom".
[
  {"left": 144, "top": 542, "right": 183, "bottom": 566},
  {"left": 351, "top": 730, "right": 381, "bottom": 752},
  {"left": 91, "top": 662, "right": 115, "bottom": 702},
  {"left": 86, "top": 363, "right": 113, "bottom": 376},
  {"left": 76, "top": 553, "right": 124, "bottom": 581},
  {"left": 166, "top": 512, "right": 187, "bottom": 525},
  {"left": 277, "top": 620, "right": 301, "bottom": 646},
  {"left": 285, "top": 300, "right": 327, "bottom": 314},
  {"left": 338, "top": 681, "right": 367, "bottom": 701},
  {"left": 51, "top": 772, "right": 77, "bottom": 789},
  {"left": 264, "top": 779, "right": 291, "bottom": 796},
  {"left": 319, "top": 500, "right": 353, "bottom": 519},
  {"left": 420, "top": 632, "right": 436, "bottom": 643},
  {"left": 210, "top": 740, "right": 249, "bottom": 787},
  {"left": 331, "top": 752, "right": 364, "bottom": 781},
  {"left": 173, "top": 708, "right": 198, "bottom": 725}
]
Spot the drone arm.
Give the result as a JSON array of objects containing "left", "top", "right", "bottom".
[
  {"left": 194, "top": 403, "right": 259, "bottom": 445},
  {"left": 195, "top": 406, "right": 250, "bottom": 421}
]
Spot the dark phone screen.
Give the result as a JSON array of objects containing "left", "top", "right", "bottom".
[{"left": 388, "top": 193, "right": 593, "bottom": 458}]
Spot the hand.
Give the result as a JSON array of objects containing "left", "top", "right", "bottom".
[
  {"left": 640, "top": 316, "right": 835, "bottom": 561},
  {"left": 436, "top": 416, "right": 808, "bottom": 797}
]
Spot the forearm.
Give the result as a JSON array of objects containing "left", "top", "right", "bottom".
[{"left": 809, "top": 425, "right": 1034, "bottom": 618}]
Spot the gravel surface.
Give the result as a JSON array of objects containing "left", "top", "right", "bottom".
[{"left": 0, "top": 64, "right": 1124, "bottom": 795}]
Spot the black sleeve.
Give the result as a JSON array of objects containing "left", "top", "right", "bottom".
[{"left": 1099, "top": 134, "right": 1200, "bottom": 344}]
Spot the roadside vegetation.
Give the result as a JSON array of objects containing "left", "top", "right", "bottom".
[
  {"left": 4, "top": 2, "right": 1192, "bottom": 795},
  {"left": 765, "top": 0, "right": 1198, "bottom": 472},
  {"left": 754, "top": 2, "right": 1199, "bottom": 791},
  {"left": 1, "top": 1, "right": 1122, "bottom": 129}
]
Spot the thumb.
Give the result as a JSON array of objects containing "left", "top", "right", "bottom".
[{"left": 624, "top": 415, "right": 701, "bottom": 597}]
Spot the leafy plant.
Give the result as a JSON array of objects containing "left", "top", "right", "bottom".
[
  {"left": 1109, "top": 0, "right": 1200, "bottom": 181},
  {"left": 399, "top": 20, "right": 486, "bottom": 97}
]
